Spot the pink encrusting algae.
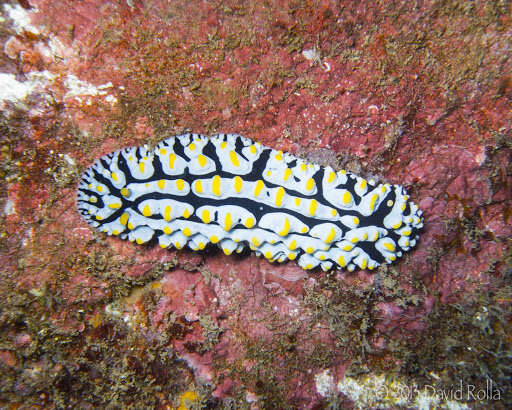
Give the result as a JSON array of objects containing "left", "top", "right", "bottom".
[{"left": 0, "top": 0, "right": 511, "bottom": 408}]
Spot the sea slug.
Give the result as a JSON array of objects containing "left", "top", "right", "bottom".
[{"left": 77, "top": 133, "right": 423, "bottom": 271}]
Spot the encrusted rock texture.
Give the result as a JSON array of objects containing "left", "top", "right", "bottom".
[{"left": 0, "top": 0, "right": 511, "bottom": 408}]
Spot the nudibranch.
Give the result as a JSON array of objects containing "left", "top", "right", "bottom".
[{"left": 77, "top": 133, "right": 423, "bottom": 271}]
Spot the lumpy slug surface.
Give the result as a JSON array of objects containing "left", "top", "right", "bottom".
[{"left": 77, "top": 133, "right": 423, "bottom": 271}]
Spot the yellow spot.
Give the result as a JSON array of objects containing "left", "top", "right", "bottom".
[
  {"left": 284, "top": 168, "right": 292, "bottom": 181},
  {"left": 128, "top": 156, "right": 134, "bottom": 161},
  {"left": 169, "top": 153, "right": 176, "bottom": 169},
  {"left": 265, "top": 251, "right": 272, "bottom": 259},
  {"left": 288, "top": 253, "right": 296, "bottom": 260},
  {"left": 174, "top": 179, "right": 185, "bottom": 191},
  {"left": 176, "top": 242, "right": 183, "bottom": 250},
  {"left": 266, "top": 170, "right": 272, "bottom": 177},
  {"left": 156, "top": 180, "right": 165, "bottom": 190},
  {"left": 136, "top": 238, "right": 144, "bottom": 244},
  {"left": 401, "top": 203, "right": 406, "bottom": 211},
  {"left": 275, "top": 151, "right": 283, "bottom": 161},
  {"left": 95, "top": 215, "right": 102, "bottom": 221},
  {"left": 275, "top": 187, "right": 285, "bottom": 207},
  {"left": 309, "top": 199, "right": 318, "bottom": 216},
  {"left": 331, "top": 209, "right": 338, "bottom": 217},
  {"left": 325, "top": 228, "right": 335, "bottom": 243},
  {"left": 361, "top": 258, "right": 368, "bottom": 269},
  {"left": 306, "top": 246, "right": 314, "bottom": 254},
  {"left": 295, "top": 197, "right": 301, "bottom": 206},
  {"left": 142, "top": 204, "right": 152, "bottom": 217},
  {"left": 111, "top": 172, "right": 119, "bottom": 182},
  {"left": 250, "top": 145, "right": 257, "bottom": 154},
  {"left": 212, "top": 175, "right": 221, "bottom": 196},
  {"left": 201, "top": 209, "right": 210, "bottom": 224},
  {"left": 244, "top": 217, "right": 255, "bottom": 228},
  {"left": 270, "top": 239, "right": 276, "bottom": 244},
  {"left": 363, "top": 233, "right": 368, "bottom": 240},
  {"left": 392, "top": 221, "right": 402, "bottom": 229},
  {"left": 305, "top": 264, "right": 313, "bottom": 270},
  {"left": 112, "top": 229, "right": 119, "bottom": 235},
  {"left": 195, "top": 180, "right": 203, "bottom": 193},
  {"left": 384, "top": 242, "right": 396, "bottom": 252},
  {"left": 404, "top": 239, "right": 410, "bottom": 246},
  {"left": 369, "top": 193, "right": 379, "bottom": 211},
  {"left": 301, "top": 226, "right": 308, "bottom": 233},
  {"left": 160, "top": 243, "right": 167, "bottom": 248},
  {"left": 229, "top": 151, "right": 239, "bottom": 167},
  {"left": 220, "top": 141, "right": 227, "bottom": 149},
  {"left": 373, "top": 232, "right": 379, "bottom": 241},
  {"left": 319, "top": 255, "right": 326, "bottom": 260},
  {"left": 337, "top": 256, "right": 346, "bottom": 267},
  {"left": 254, "top": 180, "right": 264, "bottom": 197},
  {"left": 360, "top": 179, "right": 367, "bottom": 189},
  {"left": 164, "top": 206, "right": 172, "bottom": 221},
  {"left": 210, "top": 235, "right": 219, "bottom": 244},
  {"left": 183, "top": 228, "right": 192, "bottom": 237},
  {"left": 89, "top": 197, "right": 97, "bottom": 203},
  {"left": 97, "top": 185, "right": 103, "bottom": 192},
  {"left": 128, "top": 222, "right": 134, "bottom": 230},
  {"left": 340, "top": 169, "right": 346, "bottom": 175},
  {"left": 197, "top": 154, "right": 207, "bottom": 167},
  {"left": 342, "top": 244, "right": 353, "bottom": 251},
  {"left": 351, "top": 237, "right": 359, "bottom": 243},
  {"left": 300, "top": 163, "right": 307, "bottom": 171},
  {"left": 402, "top": 229, "right": 411, "bottom": 236},
  {"left": 381, "top": 185, "right": 387, "bottom": 193},
  {"left": 120, "top": 213, "right": 129, "bottom": 225},
  {"left": 288, "top": 240, "right": 297, "bottom": 250},
  {"left": 163, "top": 226, "right": 172, "bottom": 235},
  {"left": 108, "top": 203, "right": 121, "bottom": 209},
  {"left": 189, "top": 142, "right": 196, "bottom": 151},
  {"left": 279, "top": 218, "right": 290, "bottom": 236},
  {"left": 198, "top": 242, "right": 205, "bottom": 250},
  {"left": 159, "top": 148, "right": 167, "bottom": 155},
  {"left": 252, "top": 237, "right": 260, "bottom": 247},
  {"left": 387, "top": 200, "right": 394, "bottom": 207},
  {"left": 342, "top": 191, "right": 352, "bottom": 205},
  {"left": 389, "top": 255, "right": 396, "bottom": 261},
  {"left": 145, "top": 183, "right": 149, "bottom": 188},
  {"left": 120, "top": 188, "right": 130, "bottom": 197},
  {"left": 183, "top": 208, "right": 191, "bottom": 218},
  {"left": 233, "top": 176, "right": 243, "bottom": 193},
  {"left": 224, "top": 213, "right": 233, "bottom": 231},
  {"left": 139, "top": 162, "right": 145, "bottom": 174},
  {"left": 328, "top": 171, "right": 336, "bottom": 183},
  {"left": 306, "top": 178, "right": 315, "bottom": 191},
  {"left": 223, "top": 247, "right": 232, "bottom": 255}
]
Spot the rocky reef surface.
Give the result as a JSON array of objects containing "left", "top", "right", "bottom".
[{"left": 0, "top": 1, "right": 510, "bottom": 408}]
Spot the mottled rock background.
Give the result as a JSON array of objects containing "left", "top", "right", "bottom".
[{"left": 0, "top": 1, "right": 510, "bottom": 408}]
